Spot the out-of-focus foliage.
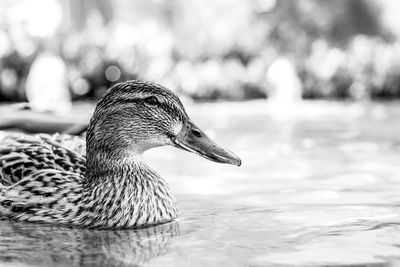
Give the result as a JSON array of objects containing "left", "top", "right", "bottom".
[{"left": 0, "top": 0, "right": 400, "bottom": 102}]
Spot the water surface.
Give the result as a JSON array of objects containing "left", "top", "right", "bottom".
[{"left": 2, "top": 100, "right": 400, "bottom": 266}]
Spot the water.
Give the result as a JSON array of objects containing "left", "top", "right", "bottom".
[{"left": 2, "top": 100, "right": 400, "bottom": 266}]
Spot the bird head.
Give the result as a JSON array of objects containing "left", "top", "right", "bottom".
[{"left": 87, "top": 80, "right": 241, "bottom": 166}]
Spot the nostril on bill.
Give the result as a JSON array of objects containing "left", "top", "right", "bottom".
[{"left": 191, "top": 129, "right": 202, "bottom": 138}]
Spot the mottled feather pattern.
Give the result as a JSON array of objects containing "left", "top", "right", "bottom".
[
  {"left": 0, "top": 81, "right": 184, "bottom": 228},
  {"left": 0, "top": 133, "right": 86, "bottom": 185},
  {"left": 0, "top": 132, "right": 86, "bottom": 155},
  {"left": 98, "top": 80, "right": 187, "bottom": 118},
  {"left": 0, "top": 132, "right": 178, "bottom": 228},
  {"left": 80, "top": 162, "right": 179, "bottom": 228}
]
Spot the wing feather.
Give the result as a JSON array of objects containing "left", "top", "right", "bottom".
[
  {"left": 0, "top": 132, "right": 86, "bottom": 186},
  {"left": 0, "top": 169, "right": 83, "bottom": 223}
]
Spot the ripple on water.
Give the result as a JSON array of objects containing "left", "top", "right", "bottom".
[{"left": 3, "top": 101, "right": 400, "bottom": 266}]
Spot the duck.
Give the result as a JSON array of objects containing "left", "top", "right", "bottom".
[{"left": 0, "top": 80, "right": 241, "bottom": 229}]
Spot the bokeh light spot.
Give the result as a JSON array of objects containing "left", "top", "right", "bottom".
[
  {"left": 72, "top": 78, "right": 90, "bottom": 96},
  {"left": 105, "top": 65, "right": 121, "bottom": 82}
]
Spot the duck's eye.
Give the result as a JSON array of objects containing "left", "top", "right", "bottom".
[{"left": 144, "top": 96, "right": 159, "bottom": 106}]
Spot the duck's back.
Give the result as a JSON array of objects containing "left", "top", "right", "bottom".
[
  {"left": 0, "top": 133, "right": 86, "bottom": 186},
  {"left": 0, "top": 133, "right": 87, "bottom": 224}
]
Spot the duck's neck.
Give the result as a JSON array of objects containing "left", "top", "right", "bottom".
[
  {"left": 81, "top": 136, "right": 178, "bottom": 228},
  {"left": 84, "top": 122, "right": 145, "bottom": 186}
]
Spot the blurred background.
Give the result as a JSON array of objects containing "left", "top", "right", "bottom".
[
  {"left": 4, "top": 1, "right": 400, "bottom": 266},
  {"left": 1, "top": 0, "right": 400, "bottom": 111}
]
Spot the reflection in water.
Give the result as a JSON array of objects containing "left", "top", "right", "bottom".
[{"left": 0, "top": 220, "right": 180, "bottom": 267}]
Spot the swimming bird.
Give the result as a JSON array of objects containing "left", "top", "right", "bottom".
[{"left": 0, "top": 80, "right": 241, "bottom": 229}]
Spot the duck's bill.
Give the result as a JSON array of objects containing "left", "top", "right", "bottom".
[{"left": 173, "top": 120, "right": 241, "bottom": 166}]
